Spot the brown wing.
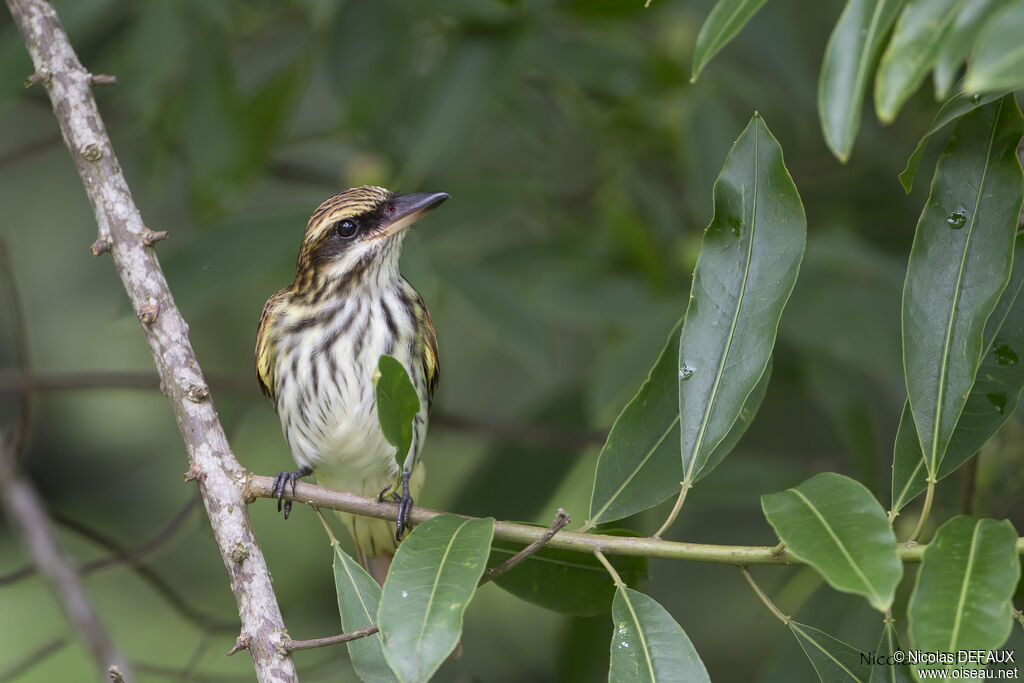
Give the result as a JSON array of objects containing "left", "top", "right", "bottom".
[{"left": 255, "top": 289, "right": 287, "bottom": 403}]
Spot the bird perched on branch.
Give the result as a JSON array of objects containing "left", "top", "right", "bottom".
[{"left": 255, "top": 186, "right": 445, "bottom": 584}]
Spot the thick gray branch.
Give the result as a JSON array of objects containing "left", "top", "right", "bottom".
[
  {"left": 2, "top": 1, "right": 296, "bottom": 680},
  {"left": 0, "top": 434, "right": 126, "bottom": 681}
]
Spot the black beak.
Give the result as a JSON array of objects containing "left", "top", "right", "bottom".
[{"left": 379, "top": 192, "right": 450, "bottom": 237}]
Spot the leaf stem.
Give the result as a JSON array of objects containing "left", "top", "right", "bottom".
[
  {"left": 740, "top": 567, "right": 790, "bottom": 625},
  {"left": 907, "top": 477, "right": 936, "bottom": 543},
  {"left": 593, "top": 550, "right": 626, "bottom": 589},
  {"left": 652, "top": 481, "right": 691, "bottom": 539}
]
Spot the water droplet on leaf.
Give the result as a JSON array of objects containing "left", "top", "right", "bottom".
[
  {"left": 679, "top": 363, "right": 695, "bottom": 381},
  {"left": 727, "top": 216, "right": 742, "bottom": 236},
  {"left": 993, "top": 342, "right": 1018, "bottom": 366},
  {"left": 987, "top": 392, "right": 1007, "bottom": 414},
  {"left": 971, "top": 93, "right": 981, "bottom": 103},
  {"left": 946, "top": 210, "right": 967, "bottom": 229}
]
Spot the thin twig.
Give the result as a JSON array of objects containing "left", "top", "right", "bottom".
[
  {"left": 0, "top": 370, "right": 605, "bottom": 450},
  {"left": 251, "top": 474, "right": 1020, "bottom": 565},
  {"left": 0, "top": 432, "right": 128, "bottom": 678},
  {"left": 284, "top": 626, "right": 382, "bottom": 653},
  {"left": 0, "top": 238, "right": 34, "bottom": 458},
  {"left": 0, "top": 636, "right": 68, "bottom": 682},
  {"left": 3, "top": 2, "right": 297, "bottom": 679},
  {"left": 593, "top": 550, "right": 625, "bottom": 588},
  {"left": 283, "top": 508, "right": 573, "bottom": 654},
  {"left": 740, "top": 567, "right": 790, "bottom": 625},
  {"left": 480, "top": 508, "right": 570, "bottom": 583}
]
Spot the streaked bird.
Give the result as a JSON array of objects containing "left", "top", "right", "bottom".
[{"left": 255, "top": 186, "right": 444, "bottom": 583}]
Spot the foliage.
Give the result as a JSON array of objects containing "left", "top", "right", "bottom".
[{"left": 1, "top": 0, "right": 1024, "bottom": 682}]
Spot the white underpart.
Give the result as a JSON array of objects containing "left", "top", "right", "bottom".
[{"left": 272, "top": 237, "right": 429, "bottom": 499}]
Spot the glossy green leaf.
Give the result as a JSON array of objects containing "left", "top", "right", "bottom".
[
  {"left": 874, "top": 0, "right": 965, "bottom": 123},
  {"left": 379, "top": 515, "right": 494, "bottom": 682},
  {"left": 891, "top": 233, "right": 1024, "bottom": 514},
  {"left": 588, "top": 323, "right": 770, "bottom": 525},
  {"left": 964, "top": 4, "right": 1024, "bottom": 94},
  {"left": 588, "top": 320, "right": 683, "bottom": 526},
  {"left": 762, "top": 473, "right": 902, "bottom": 611},
  {"left": 332, "top": 542, "right": 397, "bottom": 683},
  {"left": 898, "top": 87, "right": 1009, "bottom": 193},
  {"left": 790, "top": 621, "right": 872, "bottom": 683},
  {"left": 868, "top": 620, "right": 914, "bottom": 683},
  {"left": 609, "top": 587, "right": 710, "bottom": 683},
  {"left": 374, "top": 354, "right": 421, "bottom": 469},
  {"left": 902, "top": 96, "right": 1024, "bottom": 478},
  {"left": 679, "top": 114, "right": 805, "bottom": 487},
  {"left": 818, "top": 0, "right": 905, "bottom": 161},
  {"left": 908, "top": 516, "right": 1020, "bottom": 675},
  {"left": 487, "top": 532, "right": 649, "bottom": 616},
  {"left": 933, "top": 0, "right": 1009, "bottom": 98},
  {"left": 690, "top": 0, "right": 771, "bottom": 83},
  {"left": 694, "top": 358, "right": 771, "bottom": 482}
]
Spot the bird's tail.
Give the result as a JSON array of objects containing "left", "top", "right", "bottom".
[{"left": 337, "top": 462, "right": 425, "bottom": 586}]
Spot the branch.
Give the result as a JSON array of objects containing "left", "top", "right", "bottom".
[
  {"left": 0, "top": 433, "right": 127, "bottom": 679},
  {"left": 0, "top": 370, "right": 604, "bottom": 450},
  {"left": 2, "top": 2, "right": 296, "bottom": 680},
  {"left": 282, "top": 508, "right": 572, "bottom": 654},
  {"left": 252, "top": 474, "right": 1022, "bottom": 565}
]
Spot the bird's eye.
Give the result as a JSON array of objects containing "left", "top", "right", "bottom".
[{"left": 335, "top": 219, "right": 358, "bottom": 239}]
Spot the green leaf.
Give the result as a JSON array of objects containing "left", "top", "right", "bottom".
[
  {"left": 378, "top": 515, "right": 494, "bottom": 682},
  {"left": 679, "top": 114, "right": 805, "bottom": 486},
  {"left": 902, "top": 95, "right": 1024, "bottom": 478},
  {"left": 891, "top": 233, "right": 1024, "bottom": 514},
  {"left": 374, "top": 354, "right": 421, "bottom": 469},
  {"left": 487, "top": 532, "right": 649, "bottom": 616},
  {"left": 332, "top": 543, "right": 397, "bottom": 683},
  {"left": 609, "top": 587, "right": 711, "bottom": 683},
  {"left": 818, "top": 0, "right": 905, "bottom": 161},
  {"left": 588, "top": 320, "right": 683, "bottom": 526},
  {"left": 874, "top": 0, "right": 966, "bottom": 123},
  {"left": 789, "top": 621, "right": 872, "bottom": 683},
  {"left": 898, "top": 87, "right": 1009, "bottom": 193},
  {"left": 690, "top": 0, "right": 771, "bottom": 83},
  {"left": 762, "top": 473, "right": 902, "bottom": 611},
  {"left": 908, "top": 516, "right": 1020, "bottom": 675},
  {"left": 964, "top": 4, "right": 1024, "bottom": 94},
  {"left": 868, "top": 619, "right": 914, "bottom": 683},
  {"left": 588, "top": 325, "right": 771, "bottom": 526},
  {"left": 933, "top": 0, "right": 1009, "bottom": 98},
  {"left": 694, "top": 358, "right": 771, "bottom": 482}
]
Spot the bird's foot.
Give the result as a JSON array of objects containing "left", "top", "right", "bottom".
[
  {"left": 396, "top": 470, "right": 414, "bottom": 542},
  {"left": 272, "top": 466, "right": 313, "bottom": 519},
  {"left": 377, "top": 484, "right": 400, "bottom": 503}
]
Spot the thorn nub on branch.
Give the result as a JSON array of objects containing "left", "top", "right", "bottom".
[
  {"left": 141, "top": 229, "right": 169, "bottom": 246},
  {"left": 90, "top": 239, "right": 110, "bottom": 257},
  {"left": 90, "top": 73, "right": 117, "bottom": 86},
  {"left": 185, "top": 384, "right": 209, "bottom": 403},
  {"left": 80, "top": 144, "right": 103, "bottom": 161},
  {"left": 107, "top": 665, "right": 127, "bottom": 683},
  {"left": 226, "top": 634, "right": 250, "bottom": 657},
  {"left": 184, "top": 462, "right": 203, "bottom": 482},
  {"left": 138, "top": 303, "right": 159, "bottom": 326},
  {"left": 24, "top": 71, "right": 49, "bottom": 88}
]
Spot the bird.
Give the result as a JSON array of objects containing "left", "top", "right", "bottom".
[{"left": 255, "top": 186, "right": 445, "bottom": 584}]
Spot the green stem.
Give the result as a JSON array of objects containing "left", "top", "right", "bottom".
[
  {"left": 594, "top": 550, "right": 625, "bottom": 589},
  {"left": 907, "top": 477, "right": 936, "bottom": 543},
  {"left": 740, "top": 567, "right": 790, "bottom": 625},
  {"left": 653, "top": 481, "right": 691, "bottom": 539},
  {"left": 249, "top": 474, "right": 1016, "bottom": 566}
]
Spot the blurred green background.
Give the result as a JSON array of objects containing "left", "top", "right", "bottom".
[{"left": 0, "top": 0, "right": 1022, "bottom": 681}]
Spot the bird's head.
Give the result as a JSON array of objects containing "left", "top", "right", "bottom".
[{"left": 293, "top": 186, "right": 448, "bottom": 292}]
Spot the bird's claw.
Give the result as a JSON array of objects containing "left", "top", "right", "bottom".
[
  {"left": 396, "top": 470, "right": 414, "bottom": 542},
  {"left": 272, "top": 466, "right": 313, "bottom": 519},
  {"left": 377, "top": 484, "right": 392, "bottom": 503}
]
